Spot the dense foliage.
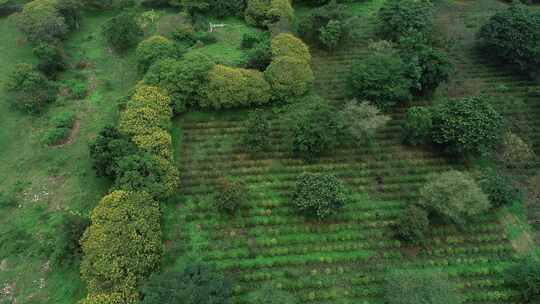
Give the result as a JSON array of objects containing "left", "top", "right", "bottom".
[
  {"left": 384, "top": 269, "right": 463, "bottom": 304},
  {"left": 5, "top": 63, "right": 56, "bottom": 113},
  {"left": 478, "top": 5, "right": 540, "bottom": 78},
  {"left": 141, "top": 264, "right": 233, "bottom": 304},
  {"left": 339, "top": 99, "right": 390, "bottom": 144},
  {"left": 431, "top": 97, "right": 504, "bottom": 155},
  {"left": 504, "top": 256, "right": 540, "bottom": 303},
  {"left": 265, "top": 56, "right": 313, "bottom": 101},
  {"left": 33, "top": 43, "right": 66, "bottom": 77},
  {"left": 89, "top": 125, "right": 136, "bottom": 178},
  {"left": 377, "top": 0, "right": 434, "bottom": 42},
  {"left": 15, "top": 0, "right": 68, "bottom": 43},
  {"left": 102, "top": 12, "right": 143, "bottom": 52},
  {"left": 136, "top": 35, "right": 176, "bottom": 73},
  {"left": 214, "top": 178, "right": 247, "bottom": 214},
  {"left": 419, "top": 171, "right": 490, "bottom": 226},
  {"left": 245, "top": 0, "right": 294, "bottom": 28},
  {"left": 80, "top": 191, "right": 162, "bottom": 295},
  {"left": 479, "top": 169, "right": 521, "bottom": 208},
  {"left": 395, "top": 205, "right": 429, "bottom": 244},
  {"left": 402, "top": 106, "right": 432, "bottom": 145},
  {"left": 243, "top": 109, "right": 272, "bottom": 152},
  {"left": 271, "top": 33, "right": 311, "bottom": 63},
  {"left": 292, "top": 173, "right": 346, "bottom": 219}
]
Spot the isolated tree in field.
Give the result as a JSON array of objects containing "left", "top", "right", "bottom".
[
  {"left": 80, "top": 190, "right": 162, "bottom": 294},
  {"left": 246, "top": 285, "right": 299, "bottom": 304},
  {"left": 136, "top": 35, "right": 176, "bottom": 73},
  {"left": 395, "top": 205, "right": 429, "bottom": 244},
  {"left": 141, "top": 263, "right": 233, "bottom": 304},
  {"left": 102, "top": 12, "right": 143, "bottom": 52},
  {"left": 214, "top": 178, "right": 247, "bottom": 214},
  {"left": 349, "top": 43, "right": 412, "bottom": 109},
  {"left": 340, "top": 99, "right": 390, "bottom": 144},
  {"left": 15, "top": 0, "right": 68, "bottom": 43},
  {"left": 377, "top": 0, "right": 434, "bottom": 42},
  {"left": 419, "top": 171, "right": 490, "bottom": 226},
  {"left": 431, "top": 97, "right": 504, "bottom": 155},
  {"left": 402, "top": 106, "right": 432, "bottom": 145},
  {"left": 384, "top": 269, "right": 463, "bottom": 304},
  {"left": 5, "top": 63, "right": 56, "bottom": 113},
  {"left": 478, "top": 4, "right": 540, "bottom": 79},
  {"left": 292, "top": 173, "right": 346, "bottom": 219},
  {"left": 504, "top": 256, "right": 540, "bottom": 303},
  {"left": 244, "top": 109, "right": 272, "bottom": 152},
  {"left": 479, "top": 169, "right": 521, "bottom": 208}
]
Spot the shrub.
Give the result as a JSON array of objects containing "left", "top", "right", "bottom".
[
  {"left": 246, "top": 285, "right": 298, "bottom": 304},
  {"left": 265, "top": 56, "right": 313, "bottom": 101},
  {"left": 349, "top": 44, "right": 412, "bottom": 110},
  {"left": 63, "top": 79, "right": 87, "bottom": 99},
  {"left": 208, "top": 0, "right": 246, "bottom": 18},
  {"left": 80, "top": 191, "right": 162, "bottom": 294},
  {"left": 504, "top": 256, "right": 540, "bottom": 303},
  {"left": 245, "top": 0, "right": 293, "bottom": 28},
  {"left": 340, "top": 99, "right": 390, "bottom": 144},
  {"left": 79, "top": 291, "right": 139, "bottom": 304},
  {"left": 271, "top": 33, "right": 311, "bottom": 63},
  {"left": 479, "top": 169, "right": 521, "bottom": 208},
  {"left": 241, "top": 31, "right": 268, "bottom": 49},
  {"left": 419, "top": 171, "right": 490, "bottom": 226},
  {"left": 402, "top": 106, "right": 432, "bottom": 145},
  {"left": 140, "top": 264, "right": 233, "bottom": 304},
  {"left": 267, "top": 0, "right": 294, "bottom": 25},
  {"left": 5, "top": 63, "right": 56, "bottom": 113},
  {"left": 292, "top": 173, "right": 346, "bottom": 219},
  {"left": 500, "top": 132, "right": 536, "bottom": 167},
  {"left": 118, "top": 105, "right": 171, "bottom": 137},
  {"left": 114, "top": 153, "right": 179, "bottom": 199},
  {"left": 50, "top": 213, "right": 89, "bottom": 266},
  {"left": 431, "top": 97, "right": 504, "bottom": 155},
  {"left": 384, "top": 269, "right": 463, "bottom": 304},
  {"left": 377, "top": 0, "right": 434, "bottom": 42},
  {"left": 89, "top": 125, "right": 137, "bottom": 178},
  {"left": 478, "top": 5, "right": 540, "bottom": 78},
  {"left": 136, "top": 35, "right": 176, "bottom": 73},
  {"left": 41, "top": 111, "right": 76, "bottom": 145},
  {"left": 15, "top": 0, "right": 68, "bottom": 43},
  {"left": 203, "top": 65, "right": 272, "bottom": 109},
  {"left": 320, "top": 20, "right": 342, "bottom": 51},
  {"left": 245, "top": 40, "right": 272, "bottom": 71},
  {"left": 144, "top": 53, "right": 214, "bottom": 113},
  {"left": 214, "top": 178, "right": 247, "bottom": 214},
  {"left": 33, "top": 43, "right": 66, "bottom": 77},
  {"left": 395, "top": 205, "right": 429, "bottom": 244},
  {"left": 132, "top": 129, "right": 174, "bottom": 160},
  {"left": 243, "top": 109, "right": 271, "bottom": 152},
  {"left": 102, "top": 12, "right": 143, "bottom": 52},
  {"left": 283, "top": 97, "right": 343, "bottom": 160}
]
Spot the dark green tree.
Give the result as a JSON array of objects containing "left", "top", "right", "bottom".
[
  {"left": 102, "top": 12, "right": 143, "bottom": 52},
  {"left": 292, "top": 173, "right": 346, "bottom": 219}
]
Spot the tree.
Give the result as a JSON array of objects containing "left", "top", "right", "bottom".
[
  {"left": 207, "top": 0, "right": 246, "bottom": 18},
  {"left": 283, "top": 97, "right": 343, "bottom": 160},
  {"left": 243, "top": 109, "right": 272, "bottom": 152},
  {"left": 395, "top": 205, "right": 429, "bottom": 244},
  {"left": 80, "top": 291, "right": 138, "bottom": 304},
  {"left": 319, "top": 20, "right": 342, "bottom": 51},
  {"left": 5, "top": 63, "right": 56, "bottom": 113},
  {"left": 15, "top": 0, "right": 68, "bottom": 43},
  {"left": 478, "top": 5, "right": 540, "bottom": 79},
  {"left": 377, "top": 0, "right": 434, "bottom": 42},
  {"left": 431, "top": 97, "right": 504, "bottom": 155},
  {"left": 33, "top": 43, "right": 66, "bottom": 77},
  {"left": 214, "top": 178, "right": 247, "bottom": 214},
  {"left": 265, "top": 56, "right": 313, "bottom": 101},
  {"left": 340, "top": 99, "right": 390, "bottom": 144},
  {"left": 479, "top": 169, "right": 521, "bottom": 208},
  {"left": 144, "top": 52, "right": 214, "bottom": 113},
  {"left": 136, "top": 35, "right": 176, "bottom": 73},
  {"left": 292, "top": 173, "right": 346, "bottom": 219},
  {"left": 504, "top": 256, "right": 540, "bottom": 303},
  {"left": 349, "top": 43, "right": 412, "bottom": 110},
  {"left": 419, "top": 171, "right": 490, "bottom": 226},
  {"left": 102, "top": 12, "right": 143, "bottom": 52},
  {"left": 80, "top": 191, "right": 162, "bottom": 294},
  {"left": 384, "top": 269, "right": 463, "bottom": 304},
  {"left": 500, "top": 132, "right": 536, "bottom": 167},
  {"left": 271, "top": 33, "right": 311, "bottom": 63},
  {"left": 246, "top": 285, "right": 298, "bottom": 304},
  {"left": 245, "top": 0, "right": 293, "bottom": 28},
  {"left": 89, "top": 125, "right": 137, "bottom": 178},
  {"left": 402, "top": 106, "right": 432, "bottom": 145},
  {"left": 140, "top": 264, "right": 233, "bottom": 304}
]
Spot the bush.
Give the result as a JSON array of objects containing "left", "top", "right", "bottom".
[
  {"left": 431, "top": 97, "right": 504, "bottom": 155},
  {"left": 243, "top": 109, "right": 271, "bottom": 152},
  {"left": 504, "top": 256, "right": 540, "bottom": 303},
  {"left": 136, "top": 35, "right": 176, "bottom": 73},
  {"left": 144, "top": 53, "right": 214, "bottom": 113},
  {"left": 15, "top": 0, "right": 68, "bottom": 43},
  {"left": 349, "top": 44, "right": 412, "bottom": 110},
  {"left": 245, "top": 40, "right": 272, "bottom": 71},
  {"left": 80, "top": 191, "right": 162, "bottom": 294},
  {"left": 203, "top": 65, "right": 271, "bottom": 109},
  {"left": 80, "top": 291, "right": 139, "bottom": 304},
  {"left": 419, "top": 171, "right": 490, "bottom": 226},
  {"left": 500, "top": 132, "right": 536, "bottom": 167},
  {"left": 132, "top": 129, "right": 174, "bottom": 160},
  {"left": 50, "top": 213, "right": 89, "bottom": 266},
  {"left": 265, "top": 56, "right": 313, "bottom": 101},
  {"left": 479, "top": 169, "right": 521, "bottom": 208},
  {"left": 102, "top": 12, "right": 143, "bottom": 52},
  {"left": 5, "top": 63, "right": 56, "bottom": 113},
  {"left": 141, "top": 264, "right": 233, "bottom": 304},
  {"left": 271, "top": 33, "right": 311, "bottom": 63},
  {"left": 33, "top": 43, "right": 66, "bottom": 77},
  {"left": 89, "top": 125, "right": 137, "bottom": 178},
  {"left": 292, "top": 173, "right": 346, "bottom": 219},
  {"left": 395, "top": 205, "right": 429, "bottom": 244},
  {"left": 283, "top": 97, "right": 344, "bottom": 160},
  {"left": 208, "top": 0, "right": 246, "bottom": 18},
  {"left": 245, "top": 0, "right": 293, "bottom": 28},
  {"left": 384, "top": 269, "right": 463, "bottom": 304},
  {"left": 319, "top": 20, "right": 342, "bottom": 51},
  {"left": 41, "top": 111, "right": 76, "bottom": 145},
  {"left": 478, "top": 5, "right": 540, "bottom": 79},
  {"left": 377, "top": 0, "right": 434, "bottom": 42},
  {"left": 214, "top": 178, "right": 247, "bottom": 214},
  {"left": 241, "top": 31, "right": 268, "bottom": 49},
  {"left": 340, "top": 99, "right": 390, "bottom": 144},
  {"left": 402, "top": 106, "right": 432, "bottom": 145},
  {"left": 63, "top": 79, "right": 87, "bottom": 99},
  {"left": 246, "top": 285, "right": 298, "bottom": 304}
]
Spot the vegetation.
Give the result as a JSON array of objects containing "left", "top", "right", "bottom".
[
  {"left": 214, "top": 178, "right": 247, "bottom": 214},
  {"left": 292, "top": 173, "right": 347, "bottom": 219},
  {"left": 102, "top": 12, "right": 143, "bottom": 52},
  {"left": 340, "top": 99, "right": 390, "bottom": 144},
  {"left": 377, "top": 0, "right": 434, "bottom": 42},
  {"left": 4, "top": 63, "right": 56, "bottom": 113},
  {"left": 402, "top": 106, "right": 432, "bottom": 145},
  {"left": 504, "top": 256, "right": 540, "bottom": 303},
  {"left": 136, "top": 35, "right": 176, "bottom": 73},
  {"left": 395, "top": 205, "right": 429, "bottom": 244},
  {"left": 243, "top": 109, "right": 272, "bottom": 152}
]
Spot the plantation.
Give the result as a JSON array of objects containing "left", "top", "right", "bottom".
[{"left": 1, "top": 0, "right": 540, "bottom": 303}]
